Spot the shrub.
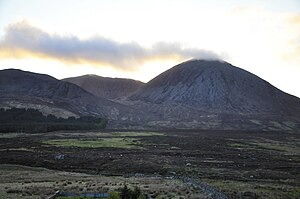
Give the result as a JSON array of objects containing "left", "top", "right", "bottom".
[{"left": 109, "top": 191, "right": 121, "bottom": 199}]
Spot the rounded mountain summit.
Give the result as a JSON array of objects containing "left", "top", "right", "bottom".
[{"left": 129, "top": 60, "right": 300, "bottom": 116}]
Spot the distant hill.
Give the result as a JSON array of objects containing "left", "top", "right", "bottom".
[
  {"left": 63, "top": 75, "right": 144, "bottom": 100},
  {"left": 0, "top": 69, "right": 145, "bottom": 126}
]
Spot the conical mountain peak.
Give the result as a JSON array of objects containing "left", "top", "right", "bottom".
[{"left": 130, "top": 60, "right": 299, "bottom": 115}]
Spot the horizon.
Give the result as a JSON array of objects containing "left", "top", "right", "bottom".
[{"left": 0, "top": 0, "right": 300, "bottom": 97}]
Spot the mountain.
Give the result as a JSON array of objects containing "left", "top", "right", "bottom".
[
  {"left": 0, "top": 69, "right": 145, "bottom": 125},
  {"left": 1, "top": 60, "right": 300, "bottom": 131},
  {"left": 127, "top": 60, "right": 300, "bottom": 130},
  {"left": 129, "top": 60, "right": 299, "bottom": 115},
  {"left": 63, "top": 75, "right": 144, "bottom": 100}
]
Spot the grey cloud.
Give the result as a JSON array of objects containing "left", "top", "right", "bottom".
[{"left": 0, "top": 21, "right": 222, "bottom": 70}]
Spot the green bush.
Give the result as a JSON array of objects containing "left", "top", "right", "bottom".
[
  {"left": 109, "top": 191, "right": 121, "bottom": 199},
  {"left": 120, "top": 185, "right": 144, "bottom": 199}
]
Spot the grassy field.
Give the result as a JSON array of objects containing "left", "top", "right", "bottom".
[
  {"left": 0, "top": 164, "right": 204, "bottom": 199},
  {"left": 109, "top": 131, "right": 165, "bottom": 137},
  {"left": 42, "top": 131, "right": 165, "bottom": 149},
  {"left": 44, "top": 137, "right": 142, "bottom": 149},
  {"left": 0, "top": 130, "right": 299, "bottom": 198},
  {"left": 204, "top": 178, "right": 300, "bottom": 199}
]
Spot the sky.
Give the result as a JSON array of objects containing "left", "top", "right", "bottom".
[{"left": 0, "top": 0, "right": 300, "bottom": 97}]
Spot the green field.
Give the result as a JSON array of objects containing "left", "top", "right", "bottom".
[
  {"left": 44, "top": 137, "right": 142, "bottom": 149},
  {"left": 109, "top": 131, "right": 164, "bottom": 137}
]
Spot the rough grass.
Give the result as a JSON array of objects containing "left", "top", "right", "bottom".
[
  {"left": 0, "top": 147, "right": 35, "bottom": 152},
  {"left": 0, "top": 164, "right": 201, "bottom": 199},
  {"left": 205, "top": 179, "right": 300, "bottom": 199},
  {"left": 252, "top": 141, "right": 300, "bottom": 155},
  {"left": 228, "top": 143, "right": 253, "bottom": 149},
  {"left": 110, "top": 131, "right": 164, "bottom": 137},
  {"left": 249, "top": 120, "right": 296, "bottom": 131},
  {"left": 229, "top": 138, "right": 300, "bottom": 155},
  {"left": 250, "top": 119, "right": 262, "bottom": 125},
  {"left": 44, "top": 138, "right": 142, "bottom": 149},
  {"left": 250, "top": 138, "right": 300, "bottom": 155},
  {"left": 57, "top": 197, "right": 90, "bottom": 199},
  {"left": 1, "top": 130, "right": 299, "bottom": 199}
]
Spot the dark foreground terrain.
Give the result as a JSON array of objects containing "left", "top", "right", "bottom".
[{"left": 0, "top": 130, "right": 299, "bottom": 198}]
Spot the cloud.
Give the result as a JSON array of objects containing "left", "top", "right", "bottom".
[
  {"left": 0, "top": 21, "right": 222, "bottom": 70},
  {"left": 281, "top": 14, "right": 300, "bottom": 65},
  {"left": 288, "top": 14, "right": 300, "bottom": 25}
]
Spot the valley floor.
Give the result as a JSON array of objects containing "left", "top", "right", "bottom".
[{"left": 0, "top": 130, "right": 299, "bottom": 198}]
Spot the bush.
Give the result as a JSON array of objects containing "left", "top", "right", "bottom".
[
  {"left": 120, "top": 185, "right": 144, "bottom": 199},
  {"left": 109, "top": 191, "right": 121, "bottom": 199}
]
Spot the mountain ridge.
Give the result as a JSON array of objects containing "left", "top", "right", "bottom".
[{"left": 1, "top": 60, "right": 299, "bottom": 131}]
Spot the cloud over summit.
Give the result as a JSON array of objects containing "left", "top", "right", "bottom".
[{"left": 0, "top": 21, "right": 222, "bottom": 70}]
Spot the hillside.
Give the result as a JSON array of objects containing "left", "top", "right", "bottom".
[
  {"left": 63, "top": 75, "right": 144, "bottom": 100},
  {"left": 0, "top": 107, "right": 107, "bottom": 133},
  {"left": 126, "top": 60, "right": 300, "bottom": 130},
  {"left": 0, "top": 69, "right": 145, "bottom": 125},
  {"left": 130, "top": 60, "right": 300, "bottom": 115},
  {"left": 1, "top": 61, "right": 300, "bottom": 131}
]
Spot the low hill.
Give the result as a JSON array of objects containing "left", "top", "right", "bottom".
[
  {"left": 63, "top": 75, "right": 144, "bottom": 100},
  {"left": 0, "top": 69, "right": 145, "bottom": 126}
]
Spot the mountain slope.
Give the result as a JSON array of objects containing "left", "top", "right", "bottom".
[
  {"left": 129, "top": 60, "right": 300, "bottom": 116},
  {"left": 125, "top": 60, "right": 300, "bottom": 130},
  {"left": 1, "top": 61, "right": 299, "bottom": 131},
  {"left": 0, "top": 69, "right": 144, "bottom": 123},
  {"left": 63, "top": 75, "right": 144, "bottom": 100}
]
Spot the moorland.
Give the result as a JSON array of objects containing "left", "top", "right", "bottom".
[{"left": 0, "top": 130, "right": 299, "bottom": 198}]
